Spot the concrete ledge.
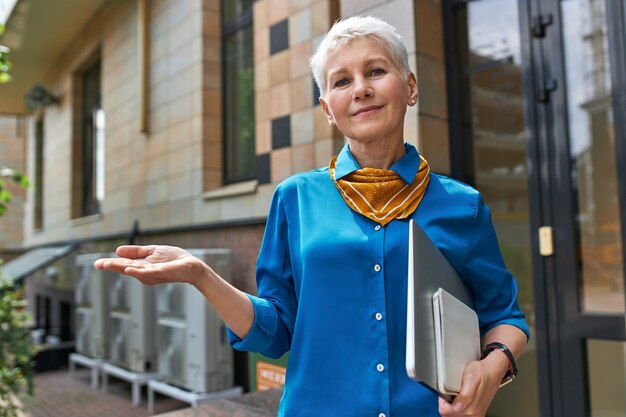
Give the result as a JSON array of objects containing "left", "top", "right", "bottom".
[
  {"left": 154, "top": 388, "right": 283, "bottom": 417},
  {"left": 148, "top": 381, "right": 243, "bottom": 415}
]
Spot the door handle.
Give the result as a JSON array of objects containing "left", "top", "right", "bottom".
[{"left": 539, "top": 226, "right": 554, "bottom": 256}]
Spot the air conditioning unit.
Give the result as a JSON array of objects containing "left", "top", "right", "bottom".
[
  {"left": 75, "top": 253, "right": 112, "bottom": 359},
  {"left": 107, "top": 273, "right": 156, "bottom": 373},
  {"left": 156, "top": 249, "right": 233, "bottom": 392}
]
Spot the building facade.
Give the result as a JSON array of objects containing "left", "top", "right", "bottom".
[
  {"left": 0, "top": 115, "right": 26, "bottom": 258},
  {"left": 0, "top": 0, "right": 625, "bottom": 416}
]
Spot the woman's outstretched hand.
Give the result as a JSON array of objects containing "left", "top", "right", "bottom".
[
  {"left": 94, "top": 244, "right": 254, "bottom": 338},
  {"left": 93, "top": 245, "right": 208, "bottom": 286}
]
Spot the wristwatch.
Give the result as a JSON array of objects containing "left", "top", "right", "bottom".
[{"left": 480, "top": 342, "right": 518, "bottom": 387}]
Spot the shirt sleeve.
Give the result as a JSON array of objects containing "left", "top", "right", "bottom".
[
  {"left": 226, "top": 187, "right": 297, "bottom": 359},
  {"left": 461, "top": 193, "right": 531, "bottom": 341}
]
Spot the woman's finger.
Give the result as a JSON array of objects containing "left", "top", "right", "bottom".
[
  {"left": 93, "top": 258, "right": 128, "bottom": 273},
  {"left": 451, "top": 362, "right": 482, "bottom": 414},
  {"left": 116, "top": 245, "right": 157, "bottom": 259},
  {"left": 438, "top": 396, "right": 455, "bottom": 416}
]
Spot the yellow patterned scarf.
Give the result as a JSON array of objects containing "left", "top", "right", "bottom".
[{"left": 329, "top": 154, "right": 431, "bottom": 226}]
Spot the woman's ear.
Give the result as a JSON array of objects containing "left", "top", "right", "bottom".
[
  {"left": 319, "top": 97, "right": 334, "bottom": 125},
  {"left": 407, "top": 72, "right": 418, "bottom": 105}
]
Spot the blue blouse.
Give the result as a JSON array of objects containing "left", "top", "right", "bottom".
[{"left": 228, "top": 143, "right": 529, "bottom": 417}]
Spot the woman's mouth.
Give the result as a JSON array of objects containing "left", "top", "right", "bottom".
[{"left": 352, "top": 105, "right": 382, "bottom": 117}]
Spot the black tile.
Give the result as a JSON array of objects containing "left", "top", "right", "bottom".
[
  {"left": 312, "top": 77, "right": 321, "bottom": 106},
  {"left": 271, "top": 115, "right": 291, "bottom": 149},
  {"left": 270, "top": 19, "right": 289, "bottom": 55},
  {"left": 256, "top": 153, "right": 271, "bottom": 185}
]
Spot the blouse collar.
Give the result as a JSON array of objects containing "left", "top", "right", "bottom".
[{"left": 334, "top": 142, "right": 421, "bottom": 184}]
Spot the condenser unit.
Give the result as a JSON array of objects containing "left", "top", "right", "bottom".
[
  {"left": 156, "top": 249, "right": 234, "bottom": 393},
  {"left": 74, "top": 253, "right": 112, "bottom": 359},
  {"left": 107, "top": 272, "right": 156, "bottom": 373}
]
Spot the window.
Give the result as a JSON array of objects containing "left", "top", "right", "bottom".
[
  {"left": 34, "top": 116, "right": 43, "bottom": 229},
  {"left": 222, "top": 0, "right": 255, "bottom": 183},
  {"left": 445, "top": 2, "right": 538, "bottom": 416},
  {"left": 72, "top": 56, "right": 105, "bottom": 218}
]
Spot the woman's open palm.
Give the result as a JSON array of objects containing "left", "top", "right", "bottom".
[{"left": 93, "top": 245, "right": 207, "bottom": 286}]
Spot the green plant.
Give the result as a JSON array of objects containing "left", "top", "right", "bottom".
[
  {"left": 0, "top": 24, "right": 12, "bottom": 84},
  {"left": 0, "top": 168, "right": 34, "bottom": 417},
  {"left": 0, "top": 281, "right": 35, "bottom": 417},
  {"left": 0, "top": 168, "right": 29, "bottom": 217}
]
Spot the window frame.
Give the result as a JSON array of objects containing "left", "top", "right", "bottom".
[
  {"left": 221, "top": 2, "right": 256, "bottom": 185},
  {"left": 71, "top": 50, "right": 103, "bottom": 219}
]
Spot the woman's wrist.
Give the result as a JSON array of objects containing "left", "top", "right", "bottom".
[
  {"left": 481, "top": 341, "right": 519, "bottom": 387},
  {"left": 189, "top": 259, "right": 212, "bottom": 287},
  {"left": 480, "top": 348, "right": 511, "bottom": 381}
]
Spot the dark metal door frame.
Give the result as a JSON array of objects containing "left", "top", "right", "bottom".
[{"left": 518, "top": 2, "right": 563, "bottom": 415}]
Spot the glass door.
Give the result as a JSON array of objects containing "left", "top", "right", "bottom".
[
  {"left": 446, "top": 0, "right": 626, "bottom": 416},
  {"left": 534, "top": 0, "right": 626, "bottom": 415},
  {"left": 445, "top": 1, "right": 539, "bottom": 415}
]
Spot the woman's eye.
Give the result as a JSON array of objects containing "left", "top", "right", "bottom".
[
  {"left": 370, "top": 68, "right": 385, "bottom": 76},
  {"left": 334, "top": 79, "right": 349, "bottom": 88}
]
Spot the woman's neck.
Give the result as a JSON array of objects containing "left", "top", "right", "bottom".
[{"left": 348, "top": 138, "right": 406, "bottom": 170}]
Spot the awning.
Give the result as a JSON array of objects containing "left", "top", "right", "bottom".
[
  {"left": 0, "top": 0, "right": 108, "bottom": 113},
  {"left": 0, "top": 245, "right": 76, "bottom": 284}
]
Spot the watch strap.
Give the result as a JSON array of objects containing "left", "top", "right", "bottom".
[{"left": 480, "top": 342, "right": 518, "bottom": 386}]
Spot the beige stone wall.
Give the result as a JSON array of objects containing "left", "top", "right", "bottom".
[
  {"left": 22, "top": 0, "right": 257, "bottom": 247},
  {"left": 0, "top": 114, "right": 25, "bottom": 252},
  {"left": 21, "top": 0, "right": 450, "bottom": 248},
  {"left": 253, "top": 0, "right": 343, "bottom": 183},
  {"left": 413, "top": 0, "right": 450, "bottom": 175}
]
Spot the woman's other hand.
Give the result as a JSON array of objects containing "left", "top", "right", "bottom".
[
  {"left": 438, "top": 354, "right": 506, "bottom": 417},
  {"left": 439, "top": 324, "right": 526, "bottom": 417},
  {"left": 93, "top": 245, "right": 208, "bottom": 286}
]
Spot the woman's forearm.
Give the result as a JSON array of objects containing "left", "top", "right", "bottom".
[{"left": 191, "top": 262, "right": 255, "bottom": 340}]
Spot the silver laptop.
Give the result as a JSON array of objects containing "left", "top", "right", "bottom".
[{"left": 405, "top": 219, "right": 477, "bottom": 399}]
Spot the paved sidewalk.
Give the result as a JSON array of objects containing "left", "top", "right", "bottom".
[{"left": 23, "top": 368, "right": 187, "bottom": 417}]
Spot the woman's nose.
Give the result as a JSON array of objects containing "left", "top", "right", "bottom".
[{"left": 353, "top": 76, "right": 373, "bottom": 100}]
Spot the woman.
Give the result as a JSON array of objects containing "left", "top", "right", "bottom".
[{"left": 95, "top": 16, "right": 529, "bottom": 417}]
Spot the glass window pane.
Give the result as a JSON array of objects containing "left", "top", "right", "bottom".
[
  {"left": 587, "top": 339, "right": 626, "bottom": 416},
  {"left": 81, "top": 60, "right": 102, "bottom": 216},
  {"left": 561, "top": 0, "right": 625, "bottom": 313},
  {"left": 223, "top": 25, "right": 255, "bottom": 181},
  {"left": 222, "top": 0, "right": 254, "bottom": 26},
  {"left": 34, "top": 117, "right": 44, "bottom": 229},
  {"left": 453, "top": 1, "right": 538, "bottom": 415}
]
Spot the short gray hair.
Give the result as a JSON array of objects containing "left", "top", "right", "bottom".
[{"left": 310, "top": 15, "right": 411, "bottom": 97}]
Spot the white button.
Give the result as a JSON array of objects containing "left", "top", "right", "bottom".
[
  {"left": 375, "top": 225, "right": 381, "bottom": 231},
  {"left": 375, "top": 312, "right": 383, "bottom": 321},
  {"left": 379, "top": 414, "right": 386, "bottom": 417},
  {"left": 374, "top": 264, "right": 381, "bottom": 272},
  {"left": 376, "top": 363, "right": 385, "bottom": 372}
]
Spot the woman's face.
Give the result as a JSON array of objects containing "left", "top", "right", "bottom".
[{"left": 319, "top": 37, "right": 417, "bottom": 146}]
